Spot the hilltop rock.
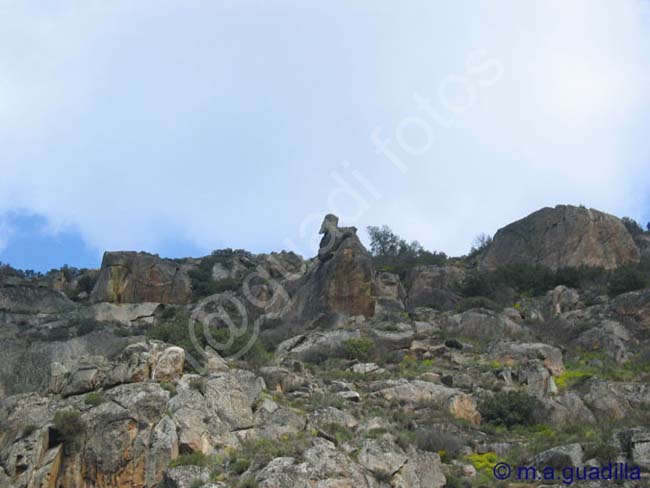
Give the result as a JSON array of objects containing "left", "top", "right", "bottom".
[
  {"left": 289, "top": 215, "right": 376, "bottom": 321},
  {"left": 481, "top": 205, "right": 639, "bottom": 270},
  {"left": 91, "top": 252, "right": 194, "bottom": 305}
]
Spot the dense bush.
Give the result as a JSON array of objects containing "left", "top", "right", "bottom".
[
  {"left": 479, "top": 391, "right": 541, "bottom": 428},
  {"left": 608, "top": 263, "right": 649, "bottom": 296},
  {"left": 53, "top": 409, "right": 84, "bottom": 441},
  {"left": 342, "top": 338, "right": 376, "bottom": 361},
  {"left": 84, "top": 392, "right": 104, "bottom": 407}
]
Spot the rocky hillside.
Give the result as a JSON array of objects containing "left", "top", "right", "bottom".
[{"left": 1, "top": 208, "right": 650, "bottom": 488}]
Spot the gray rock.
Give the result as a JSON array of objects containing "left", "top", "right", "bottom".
[
  {"left": 481, "top": 205, "right": 640, "bottom": 270},
  {"left": 405, "top": 265, "right": 465, "bottom": 310},
  {"left": 488, "top": 341, "right": 565, "bottom": 376},
  {"left": 532, "top": 443, "right": 584, "bottom": 469},
  {"left": 369, "top": 322, "right": 414, "bottom": 350},
  {"left": 0, "top": 284, "right": 75, "bottom": 314}
]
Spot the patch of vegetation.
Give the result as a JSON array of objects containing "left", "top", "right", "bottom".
[
  {"left": 367, "top": 225, "right": 447, "bottom": 277},
  {"left": 479, "top": 391, "right": 541, "bottom": 428},
  {"left": 53, "top": 409, "right": 84, "bottom": 441},
  {"left": 455, "top": 296, "right": 502, "bottom": 313},
  {"left": 169, "top": 452, "right": 214, "bottom": 468},
  {"left": 342, "top": 338, "right": 376, "bottom": 361},
  {"left": 622, "top": 217, "right": 645, "bottom": 236},
  {"left": 21, "top": 424, "right": 39, "bottom": 438},
  {"left": 608, "top": 263, "right": 649, "bottom": 296},
  {"left": 146, "top": 308, "right": 270, "bottom": 371},
  {"left": 414, "top": 427, "right": 464, "bottom": 461},
  {"left": 237, "top": 476, "right": 258, "bottom": 488},
  {"left": 233, "top": 432, "right": 313, "bottom": 468},
  {"left": 160, "top": 382, "right": 178, "bottom": 397},
  {"left": 188, "top": 249, "right": 250, "bottom": 299},
  {"left": 84, "top": 391, "right": 104, "bottom": 407}
]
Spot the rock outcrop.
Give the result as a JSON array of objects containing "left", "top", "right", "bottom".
[
  {"left": 289, "top": 215, "right": 376, "bottom": 321},
  {"left": 481, "top": 205, "right": 640, "bottom": 270},
  {"left": 91, "top": 252, "right": 194, "bottom": 304}
]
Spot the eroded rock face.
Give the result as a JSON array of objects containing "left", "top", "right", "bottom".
[
  {"left": 289, "top": 215, "right": 376, "bottom": 321},
  {"left": 481, "top": 205, "right": 639, "bottom": 270},
  {"left": 91, "top": 252, "right": 193, "bottom": 305}
]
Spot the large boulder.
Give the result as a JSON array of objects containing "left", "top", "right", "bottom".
[
  {"left": 91, "top": 252, "right": 194, "bottom": 305},
  {"left": 289, "top": 215, "right": 376, "bottom": 321},
  {"left": 481, "top": 205, "right": 639, "bottom": 271},
  {"left": 404, "top": 265, "right": 465, "bottom": 310}
]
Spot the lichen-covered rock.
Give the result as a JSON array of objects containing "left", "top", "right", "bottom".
[
  {"left": 481, "top": 205, "right": 639, "bottom": 270},
  {"left": 91, "top": 251, "right": 193, "bottom": 304}
]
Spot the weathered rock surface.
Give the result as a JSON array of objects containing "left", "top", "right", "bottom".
[
  {"left": 91, "top": 252, "right": 194, "bottom": 304},
  {"left": 370, "top": 379, "right": 481, "bottom": 424},
  {"left": 404, "top": 265, "right": 465, "bottom": 310},
  {"left": 481, "top": 205, "right": 640, "bottom": 270},
  {"left": 0, "top": 284, "right": 75, "bottom": 314}
]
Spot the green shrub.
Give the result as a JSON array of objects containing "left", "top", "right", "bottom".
[
  {"left": 84, "top": 392, "right": 104, "bottom": 407},
  {"left": 230, "top": 458, "right": 251, "bottom": 475},
  {"left": 160, "top": 382, "right": 178, "bottom": 397},
  {"left": 479, "top": 391, "right": 541, "bottom": 428},
  {"left": 238, "top": 476, "right": 258, "bottom": 488},
  {"left": 414, "top": 427, "right": 463, "bottom": 458},
  {"left": 53, "top": 409, "right": 84, "bottom": 441},
  {"left": 21, "top": 424, "right": 39, "bottom": 437},
  {"left": 169, "top": 452, "right": 213, "bottom": 468},
  {"left": 343, "top": 338, "right": 375, "bottom": 361}
]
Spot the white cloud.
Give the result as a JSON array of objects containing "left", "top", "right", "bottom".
[{"left": 0, "top": 0, "right": 649, "bottom": 261}]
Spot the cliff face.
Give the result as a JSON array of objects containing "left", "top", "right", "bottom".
[
  {"left": 481, "top": 205, "right": 640, "bottom": 270},
  {"left": 91, "top": 252, "right": 194, "bottom": 305}
]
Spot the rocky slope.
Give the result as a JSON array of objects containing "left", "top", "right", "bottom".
[{"left": 1, "top": 209, "right": 650, "bottom": 488}]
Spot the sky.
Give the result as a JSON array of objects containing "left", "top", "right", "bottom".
[{"left": 1, "top": 1, "right": 649, "bottom": 272}]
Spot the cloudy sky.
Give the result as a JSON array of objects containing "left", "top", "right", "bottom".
[{"left": 1, "top": 1, "right": 649, "bottom": 271}]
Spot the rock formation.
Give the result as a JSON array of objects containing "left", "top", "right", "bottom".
[
  {"left": 289, "top": 214, "right": 376, "bottom": 321},
  {"left": 481, "top": 205, "right": 640, "bottom": 270},
  {"left": 91, "top": 252, "right": 194, "bottom": 304}
]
